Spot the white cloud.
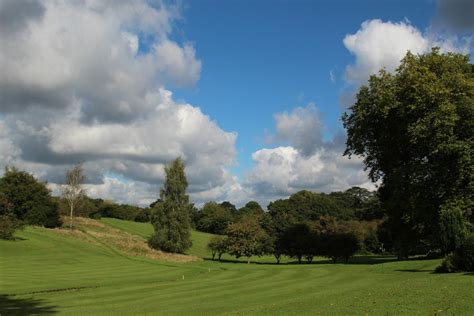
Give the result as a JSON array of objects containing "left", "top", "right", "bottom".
[
  {"left": 0, "top": 0, "right": 201, "bottom": 122},
  {"left": 268, "top": 104, "right": 324, "bottom": 157},
  {"left": 343, "top": 19, "right": 471, "bottom": 87},
  {"left": 242, "top": 105, "right": 375, "bottom": 207},
  {"left": 0, "top": 0, "right": 236, "bottom": 206},
  {"left": 243, "top": 145, "right": 375, "bottom": 206}
]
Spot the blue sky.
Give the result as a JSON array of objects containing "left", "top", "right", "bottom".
[
  {"left": 0, "top": 0, "right": 471, "bottom": 206},
  {"left": 171, "top": 0, "right": 437, "bottom": 178}
]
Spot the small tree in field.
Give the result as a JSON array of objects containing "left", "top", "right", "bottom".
[
  {"left": 148, "top": 158, "right": 192, "bottom": 253},
  {"left": 61, "top": 163, "right": 85, "bottom": 230},
  {"left": 207, "top": 235, "right": 228, "bottom": 260},
  {"left": 226, "top": 219, "right": 269, "bottom": 264}
]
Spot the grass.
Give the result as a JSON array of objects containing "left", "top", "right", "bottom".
[{"left": 1, "top": 218, "right": 473, "bottom": 315}]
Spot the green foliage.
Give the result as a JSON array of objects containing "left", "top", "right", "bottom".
[
  {"left": 439, "top": 200, "right": 469, "bottom": 254},
  {"left": 0, "top": 167, "right": 61, "bottom": 228},
  {"left": 149, "top": 158, "right": 192, "bottom": 253},
  {"left": 279, "top": 222, "right": 317, "bottom": 263},
  {"left": 196, "top": 202, "right": 233, "bottom": 234},
  {"left": 226, "top": 218, "right": 270, "bottom": 263},
  {"left": 453, "top": 234, "right": 474, "bottom": 272},
  {"left": 58, "top": 195, "right": 101, "bottom": 219},
  {"left": 268, "top": 188, "right": 381, "bottom": 223},
  {"left": 237, "top": 201, "right": 265, "bottom": 220},
  {"left": 343, "top": 49, "right": 473, "bottom": 257},
  {"left": 436, "top": 234, "right": 474, "bottom": 273},
  {"left": 207, "top": 235, "right": 228, "bottom": 260},
  {"left": 322, "top": 232, "right": 360, "bottom": 263},
  {"left": 0, "top": 192, "right": 23, "bottom": 240}
]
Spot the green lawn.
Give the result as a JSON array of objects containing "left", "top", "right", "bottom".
[{"left": 1, "top": 220, "right": 473, "bottom": 315}]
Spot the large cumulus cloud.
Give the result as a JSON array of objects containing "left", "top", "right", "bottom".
[
  {"left": 342, "top": 19, "right": 471, "bottom": 88},
  {"left": 241, "top": 105, "right": 375, "bottom": 207},
  {"left": 0, "top": 0, "right": 236, "bottom": 206}
]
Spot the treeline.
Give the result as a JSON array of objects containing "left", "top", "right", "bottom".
[
  {"left": 198, "top": 188, "right": 385, "bottom": 264},
  {"left": 0, "top": 166, "right": 152, "bottom": 240},
  {"left": 56, "top": 196, "right": 152, "bottom": 222}
]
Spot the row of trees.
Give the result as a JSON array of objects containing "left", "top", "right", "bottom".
[
  {"left": 193, "top": 187, "right": 382, "bottom": 236},
  {"left": 208, "top": 217, "right": 363, "bottom": 264}
]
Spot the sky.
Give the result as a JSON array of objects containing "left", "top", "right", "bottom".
[{"left": 0, "top": 0, "right": 472, "bottom": 208}]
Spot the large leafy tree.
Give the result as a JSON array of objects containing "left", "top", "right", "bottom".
[
  {"left": 226, "top": 218, "right": 270, "bottom": 263},
  {"left": 0, "top": 167, "right": 62, "bottom": 228},
  {"left": 196, "top": 202, "right": 233, "bottom": 234},
  {"left": 149, "top": 158, "right": 192, "bottom": 253},
  {"left": 343, "top": 48, "right": 473, "bottom": 258}
]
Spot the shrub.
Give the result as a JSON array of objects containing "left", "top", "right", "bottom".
[
  {"left": 0, "top": 213, "right": 23, "bottom": 240},
  {"left": 0, "top": 167, "right": 61, "bottom": 228},
  {"left": 435, "top": 253, "right": 458, "bottom": 273},
  {"left": 454, "top": 234, "right": 474, "bottom": 271},
  {"left": 323, "top": 232, "right": 359, "bottom": 263},
  {"left": 436, "top": 234, "right": 474, "bottom": 273}
]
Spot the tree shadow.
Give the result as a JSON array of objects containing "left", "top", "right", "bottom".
[
  {"left": 204, "top": 255, "right": 402, "bottom": 266},
  {"left": 0, "top": 294, "right": 57, "bottom": 315},
  {"left": 394, "top": 269, "right": 434, "bottom": 273}
]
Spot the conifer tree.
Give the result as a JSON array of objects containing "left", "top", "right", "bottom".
[{"left": 149, "top": 158, "right": 192, "bottom": 253}]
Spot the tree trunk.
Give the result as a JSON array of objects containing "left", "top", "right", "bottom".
[
  {"left": 69, "top": 202, "right": 74, "bottom": 230},
  {"left": 247, "top": 257, "right": 250, "bottom": 264}
]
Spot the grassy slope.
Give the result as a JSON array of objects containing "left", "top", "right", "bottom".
[
  {"left": 100, "top": 218, "right": 287, "bottom": 262},
  {"left": 100, "top": 218, "right": 214, "bottom": 258},
  {"left": 0, "top": 220, "right": 473, "bottom": 315}
]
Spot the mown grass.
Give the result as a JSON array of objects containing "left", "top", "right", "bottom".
[{"left": 1, "top": 219, "right": 473, "bottom": 315}]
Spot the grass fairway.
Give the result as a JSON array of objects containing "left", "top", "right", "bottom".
[{"left": 1, "top": 220, "right": 473, "bottom": 315}]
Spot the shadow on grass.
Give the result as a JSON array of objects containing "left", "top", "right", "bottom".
[
  {"left": 0, "top": 294, "right": 57, "bottom": 315},
  {"left": 394, "top": 269, "right": 434, "bottom": 273},
  {"left": 204, "top": 255, "right": 401, "bottom": 266}
]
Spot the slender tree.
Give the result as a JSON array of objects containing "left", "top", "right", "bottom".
[
  {"left": 149, "top": 158, "right": 192, "bottom": 253},
  {"left": 61, "top": 163, "right": 85, "bottom": 230}
]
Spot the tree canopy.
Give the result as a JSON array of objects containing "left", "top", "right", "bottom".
[
  {"left": 0, "top": 167, "right": 61, "bottom": 228},
  {"left": 343, "top": 48, "right": 473, "bottom": 257}
]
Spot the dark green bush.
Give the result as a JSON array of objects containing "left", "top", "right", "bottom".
[
  {"left": 436, "top": 234, "right": 474, "bottom": 273},
  {"left": 0, "top": 213, "right": 23, "bottom": 240}
]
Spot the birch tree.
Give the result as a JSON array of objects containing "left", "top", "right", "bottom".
[{"left": 61, "top": 164, "right": 85, "bottom": 230}]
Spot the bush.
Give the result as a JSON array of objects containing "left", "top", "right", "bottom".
[
  {"left": 436, "top": 234, "right": 474, "bottom": 273},
  {"left": 0, "top": 213, "right": 23, "bottom": 240},
  {"left": 435, "top": 253, "right": 458, "bottom": 273},
  {"left": 0, "top": 167, "right": 61, "bottom": 228},
  {"left": 454, "top": 234, "right": 474, "bottom": 271},
  {"left": 323, "top": 232, "right": 359, "bottom": 263}
]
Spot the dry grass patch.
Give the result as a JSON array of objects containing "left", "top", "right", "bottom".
[{"left": 55, "top": 216, "right": 200, "bottom": 263}]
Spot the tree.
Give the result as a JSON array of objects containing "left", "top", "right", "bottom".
[
  {"left": 279, "top": 223, "right": 318, "bottom": 264},
  {"left": 342, "top": 49, "right": 473, "bottom": 258},
  {"left": 322, "top": 232, "right": 359, "bottom": 263},
  {"left": 0, "top": 191, "right": 23, "bottom": 240},
  {"left": 0, "top": 167, "right": 61, "bottom": 228},
  {"left": 207, "top": 235, "right": 228, "bottom": 260},
  {"left": 196, "top": 202, "right": 233, "bottom": 234},
  {"left": 148, "top": 158, "right": 192, "bottom": 253},
  {"left": 226, "top": 219, "right": 269, "bottom": 263},
  {"left": 237, "top": 201, "right": 265, "bottom": 220},
  {"left": 61, "top": 164, "right": 85, "bottom": 229}
]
